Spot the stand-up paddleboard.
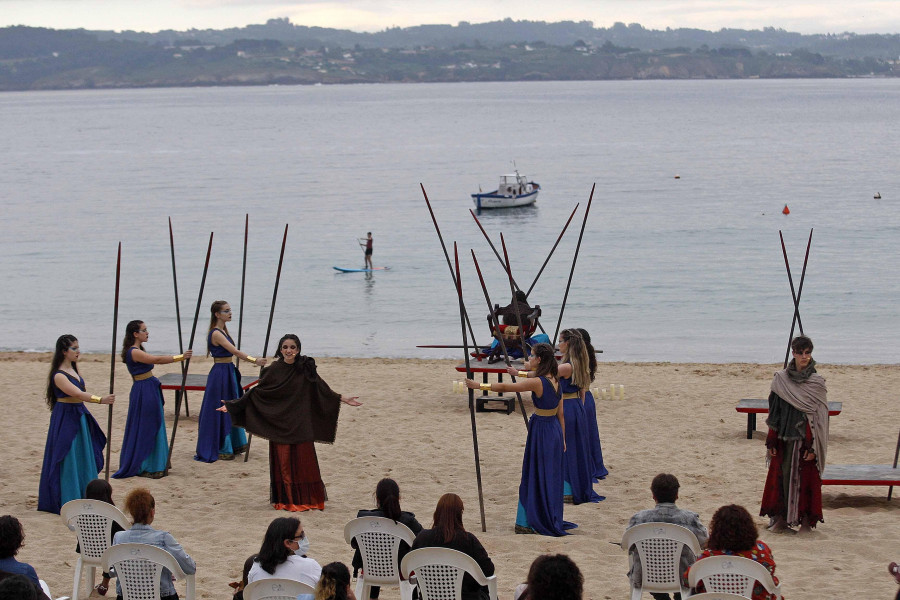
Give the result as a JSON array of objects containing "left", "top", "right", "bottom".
[{"left": 333, "top": 266, "right": 391, "bottom": 273}]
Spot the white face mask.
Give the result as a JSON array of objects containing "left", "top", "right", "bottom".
[{"left": 294, "top": 535, "right": 310, "bottom": 557}]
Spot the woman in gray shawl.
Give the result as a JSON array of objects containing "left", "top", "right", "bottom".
[{"left": 760, "top": 335, "right": 828, "bottom": 533}]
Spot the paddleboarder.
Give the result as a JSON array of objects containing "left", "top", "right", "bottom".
[{"left": 361, "top": 232, "right": 373, "bottom": 270}]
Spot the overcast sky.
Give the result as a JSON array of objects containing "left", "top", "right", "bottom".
[{"left": 3, "top": 0, "right": 899, "bottom": 35}]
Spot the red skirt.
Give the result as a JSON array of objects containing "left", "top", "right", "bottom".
[
  {"left": 760, "top": 427, "right": 823, "bottom": 525},
  {"left": 269, "top": 441, "right": 326, "bottom": 512}
]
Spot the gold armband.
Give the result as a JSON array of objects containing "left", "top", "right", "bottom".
[
  {"left": 90, "top": 395, "right": 102, "bottom": 404},
  {"left": 517, "top": 371, "right": 529, "bottom": 378},
  {"left": 172, "top": 354, "right": 185, "bottom": 362},
  {"left": 479, "top": 383, "right": 492, "bottom": 391},
  {"left": 245, "top": 355, "right": 258, "bottom": 364}
]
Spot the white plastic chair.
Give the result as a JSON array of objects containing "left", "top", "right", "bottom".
[
  {"left": 102, "top": 543, "right": 195, "bottom": 600},
  {"left": 684, "top": 593, "right": 757, "bottom": 600},
  {"left": 344, "top": 516, "right": 417, "bottom": 600},
  {"left": 400, "top": 547, "right": 498, "bottom": 600},
  {"left": 60, "top": 498, "right": 130, "bottom": 600},
  {"left": 243, "top": 578, "right": 316, "bottom": 600},
  {"left": 620, "top": 522, "right": 701, "bottom": 600},
  {"left": 687, "top": 555, "right": 782, "bottom": 600}
]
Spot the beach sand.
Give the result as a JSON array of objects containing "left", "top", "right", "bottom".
[{"left": 4, "top": 353, "right": 899, "bottom": 599}]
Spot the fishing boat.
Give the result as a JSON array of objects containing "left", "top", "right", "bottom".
[{"left": 472, "top": 170, "right": 540, "bottom": 209}]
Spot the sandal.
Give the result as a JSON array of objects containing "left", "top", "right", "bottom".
[{"left": 96, "top": 583, "right": 109, "bottom": 596}]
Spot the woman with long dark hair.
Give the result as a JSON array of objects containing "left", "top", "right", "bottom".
[
  {"left": 351, "top": 478, "right": 422, "bottom": 597},
  {"left": 223, "top": 334, "right": 360, "bottom": 511},
  {"left": 75, "top": 479, "right": 125, "bottom": 596},
  {"left": 576, "top": 328, "right": 608, "bottom": 481},
  {"left": 38, "top": 335, "right": 115, "bottom": 514},
  {"left": 113, "top": 320, "right": 191, "bottom": 479},
  {"left": 410, "top": 494, "right": 494, "bottom": 600},
  {"left": 195, "top": 300, "right": 266, "bottom": 463},
  {"left": 315, "top": 562, "right": 354, "bottom": 600},
  {"left": 248, "top": 517, "right": 321, "bottom": 588},
  {"left": 467, "top": 343, "right": 575, "bottom": 536}
]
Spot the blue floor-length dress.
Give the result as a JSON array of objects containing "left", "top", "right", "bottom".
[
  {"left": 582, "top": 389, "right": 609, "bottom": 480},
  {"left": 560, "top": 375, "right": 604, "bottom": 504},
  {"left": 515, "top": 376, "right": 577, "bottom": 536},
  {"left": 38, "top": 371, "right": 106, "bottom": 514},
  {"left": 194, "top": 328, "right": 247, "bottom": 462},
  {"left": 113, "top": 348, "right": 169, "bottom": 478}
]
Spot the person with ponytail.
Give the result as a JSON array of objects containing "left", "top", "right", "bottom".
[
  {"left": 38, "top": 335, "right": 115, "bottom": 514},
  {"left": 195, "top": 300, "right": 267, "bottom": 463},
  {"left": 315, "top": 562, "right": 355, "bottom": 600},
  {"left": 113, "top": 320, "right": 192, "bottom": 479},
  {"left": 466, "top": 343, "right": 575, "bottom": 536},
  {"left": 576, "top": 328, "right": 608, "bottom": 481},
  {"left": 350, "top": 478, "right": 422, "bottom": 597}
]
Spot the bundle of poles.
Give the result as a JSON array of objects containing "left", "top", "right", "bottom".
[{"left": 420, "top": 182, "right": 596, "bottom": 531}]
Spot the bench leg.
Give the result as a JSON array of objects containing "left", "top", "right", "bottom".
[{"left": 747, "top": 413, "right": 756, "bottom": 439}]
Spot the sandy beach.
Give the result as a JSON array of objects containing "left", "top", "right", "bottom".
[{"left": 4, "top": 352, "right": 899, "bottom": 599}]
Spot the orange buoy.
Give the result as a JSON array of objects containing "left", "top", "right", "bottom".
[{"left": 782, "top": 204, "right": 790, "bottom": 215}]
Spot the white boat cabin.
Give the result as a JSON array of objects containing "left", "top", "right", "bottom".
[{"left": 498, "top": 173, "right": 535, "bottom": 197}]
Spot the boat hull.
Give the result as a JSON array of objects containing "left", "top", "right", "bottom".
[{"left": 471, "top": 189, "right": 539, "bottom": 209}]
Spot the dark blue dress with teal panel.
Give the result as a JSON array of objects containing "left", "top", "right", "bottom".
[
  {"left": 582, "top": 389, "right": 609, "bottom": 480},
  {"left": 113, "top": 347, "right": 169, "bottom": 478},
  {"left": 194, "top": 329, "right": 247, "bottom": 462},
  {"left": 38, "top": 371, "right": 106, "bottom": 514},
  {"left": 515, "top": 376, "right": 577, "bottom": 536},
  {"left": 560, "top": 374, "right": 604, "bottom": 504}
]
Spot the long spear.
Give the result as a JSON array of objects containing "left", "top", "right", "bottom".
[
  {"left": 421, "top": 184, "right": 480, "bottom": 351},
  {"left": 552, "top": 184, "right": 595, "bottom": 347},
  {"left": 166, "top": 232, "right": 213, "bottom": 475},
  {"left": 525, "top": 203, "right": 580, "bottom": 297},
  {"left": 237, "top": 214, "right": 249, "bottom": 350},
  {"left": 780, "top": 229, "right": 813, "bottom": 368},
  {"left": 168, "top": 218, "right": 189, "bottom": 417},
  {"left": 245, "top": 223, "right": 289, "bottom": 462},
  {"left": 104, "top": 242, "right": 121, "bottom": 481},
  {"left": 471, "top": 249, "right": 529, "bottom": 426},
  {"left": 454, "top": 243, "right": 486, "bottom": 532}
]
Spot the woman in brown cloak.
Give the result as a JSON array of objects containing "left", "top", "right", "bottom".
[{"left": 221, "top": 334, "right": 361, "bottom": 511}]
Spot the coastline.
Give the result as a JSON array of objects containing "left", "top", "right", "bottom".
[{"left": 6, "top": 354, "right": 899, "bottom": 599}]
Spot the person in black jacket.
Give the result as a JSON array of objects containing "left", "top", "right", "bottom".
[
  {"left": 411, "top": 493, "right": 494, "bottom": 600},
  {"left": 351, "top": 478, "right": 422, "bottom": 599}
]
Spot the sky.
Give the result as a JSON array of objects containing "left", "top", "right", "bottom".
[{"left": 2, "top": 0, "right": 899, "bottom": 35}]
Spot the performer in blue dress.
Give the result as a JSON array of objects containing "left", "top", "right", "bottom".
[
  {"left": 113, "top": 320, "right": 192, "bottom": 479},
  {"left": 195, "top": 300, "right": 266, "bottom": 463},
  {"left": 557, "top": 329, "right": 604, "bottom": 504},
  {"left": 38, "top": 335, "right": 115, "bottom": 514},
  {"left": 577, "top": 328, "right": 609, "bottom": 481},
  {"left": 467, "top": 343, "right": 576, "bottom": 536}
]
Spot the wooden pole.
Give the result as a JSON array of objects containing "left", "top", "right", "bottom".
[
  {"left": 471, "top": 249, "right": 529, "bottom": 427},
  {"left": 780, "top": 229, "right": 813, "bottom": 368},
  {"left": 104, "top": 242, "right": 121, "bottom": 481},
  {"left": 168, "top": 218, "right": 189, "bottom": 418},
  {"left": 237, "top": 214, "right": 249, "bottom": 350},
  {"left": 421, "top": 184, "right": 481, "bottom": 350},
  {"left": 454, "top": 243, "right": 487, "bottom": 532},
  {"left": 245, "top": 223, "right": 288, "bottom": 462},
  {"left": 166, "top": 232, "right": 213, "bottom": 475},
  {"left": 552, "top": 184, "right": 595, "bottom": 348},
  {"left": 525, "top": 203, "right": 580, "bottom": 297}
]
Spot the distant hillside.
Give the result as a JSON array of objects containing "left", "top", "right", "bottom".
[{"left": 1, "top": 20, "right": 897, "bottom": 91}]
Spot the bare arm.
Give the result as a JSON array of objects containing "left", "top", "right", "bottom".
[
  {"left": 210, "top": 330, "right": 267, "bottom": 366},
  {"left": 465, "top": 377, "right": 542, "bottom": 394},
  {"left": 130, "top": 348, "right": 193, "bottom": 365},
  {"left": 53, "top": 373, "right": 114, "bottom": 404}
]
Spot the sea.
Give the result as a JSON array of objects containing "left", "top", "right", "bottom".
[{"left": 1, "top": 79, "right": 898, "bottom": 364}]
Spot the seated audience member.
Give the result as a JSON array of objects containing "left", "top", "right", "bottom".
[
  {"left": 229, "top": 554, "right": 258, "bottom": 600},
  {"left": 624, "top": 473, "right": 708, "bottom": 600},
  {"left": 77, "top": 479, "right": 124, "bottom": 596},
  {"left": 411, "top": 493, "right": 494, "bottom": 600},
  {"left": 889, "top": 561, "right": 900, "bottom": 600},
  {"left": 315, "top": 562, "right": 356, "bottom": 600},
  {"left": 515, "top": 554, "right": 582, "bottom": 600},
  {"left": 113, "top": 488, "right": 197, "bottom": 600},
  {"left": 248, "top": 517, "right": 321, "bottom": 594},
  {"left": 686, "top": 505, "right": 779, "bottom": 600},
  {"left": 0, "top": 515, "right": 48, "bottom": 600},
  {"left": 0, "top": 574, "right": 40, "bottom": 600}
]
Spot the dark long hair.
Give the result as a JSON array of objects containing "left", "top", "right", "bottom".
[
  {"left": 576, "top": 328, "right": 597, "bottom": 381},
  {"left": 530, "top": 343, "right": 558, "bottom": 380},
  {"left": 275, "top": 334, "right": 302, "bottom": 362},
  {"left": 84, "top": 479, "right": 115, "bottom": 505},
  {"left": 315, "top": 562, "right": 351, "bottom": 600},
  {"left": 257, "top": 517, "right": 301, "bottom": 575},
  {"left": 121, "top": 320, "right": 144, "bottom": 363},
  {"left": 707, "top": 504, "right": 758, "bottom": 552},
  {"left": 431, "top": 493, "right": 465, "bottom": 543},
  {"left": 374, "top": 478, "right": 402, "bottom": 522},
  {"left": 46, "top": 334, "right": 78, "bottom": 410}
]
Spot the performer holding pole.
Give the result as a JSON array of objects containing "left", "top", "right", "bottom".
[
  {"left": 38, "top": 335, "right": 115, "bottom": 514},
  {"left": 113, "top": 320, "right": 192, "bottom": 479}
]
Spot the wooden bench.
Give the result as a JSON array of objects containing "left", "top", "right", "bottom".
[
  {"left": 736, "top": 398, "right": 843, "bottom": 439},
  {"left": 821, "top": 464, "right": 900, "bottom": 499}
]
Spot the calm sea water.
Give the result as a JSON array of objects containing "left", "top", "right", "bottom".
[{"left": 1, "top": 79, "right": 898, "bottom": 363}]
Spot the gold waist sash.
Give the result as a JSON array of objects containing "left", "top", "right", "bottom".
[
  {"left": 561, "top": 392, "right": 579, "bottom": 400},
  {"left": 214, "top": 357, "right": 234, "bottom": 363},
  {"left": 534, "top": 406, "right": 558, "bottom": 417},
  {"left": 57, "top": 396, "right": 83, "bottom": 404},
  {"left": 133, "top": 371, "right": 154, "bottom": 381}
]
